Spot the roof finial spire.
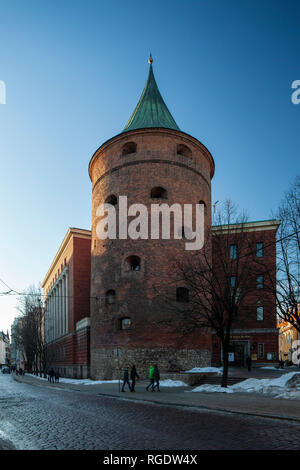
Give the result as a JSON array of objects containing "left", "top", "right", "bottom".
[{"left": 148, "top": 53, "right": 153, "bottom": 64}]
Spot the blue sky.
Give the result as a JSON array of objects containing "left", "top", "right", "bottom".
[{"left": 0, "top": 0, "right": 299, "bottom": 332}]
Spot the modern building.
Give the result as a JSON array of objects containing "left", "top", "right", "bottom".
[
  {"left": 42, "top": 227, "right": 91, "bottom": 378},
  {"left": 211, "top": 220, "right": 280, "bottom": 367}
]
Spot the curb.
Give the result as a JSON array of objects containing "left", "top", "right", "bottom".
[{"left": 95, "top": 391, "right": 300, "bottom": 424}]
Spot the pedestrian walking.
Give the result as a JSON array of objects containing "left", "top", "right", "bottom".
[
  {"left": 130, "top": 365, "right": 139, "bottom": 392},
  {"left": 246, "top": 356, "right": 252, "bottom": 372},
  {"left": 153, "top": 364, "right": 160, "bottom": 391},
  {"left": 49, "top": 367, "right": 55, "bottom": 384},
  {"left": 121, "top": 367, "right": 131, "bottom": 392},
  {"left": 55, "top": 370, "right": 60, "bottom": 383},
  {"left": 146, "top": 365, "right": 155, "bottom": 391}
]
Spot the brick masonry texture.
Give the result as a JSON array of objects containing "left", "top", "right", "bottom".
[
  {"left": 89, "top": 128, "right": 214, "bottom": 379},
  {"left": 90, "top": 347, "right": 211, "bottom": 380}
]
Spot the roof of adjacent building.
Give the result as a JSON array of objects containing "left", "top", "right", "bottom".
[{"left": 123, "top": 56, "right": 180, "bottom": 133}]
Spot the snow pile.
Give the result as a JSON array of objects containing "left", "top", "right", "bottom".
[
  {"left": 60, "top": 378, "right": 119, "bottom": 385},
  {"left": 27, "top": 374, "right": 119, "bottom": 385},
  {"left": 185, "top": 367, "right": 223, "bottom": 375},
  {"left": 191, "top": 372, "right": 300, "bottom": 400},
  {"left": 159, "top": 379, "right": 188, "bottom": 387}
]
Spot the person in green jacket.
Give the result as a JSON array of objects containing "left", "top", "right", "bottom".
[{"left": 146, "top": 365, "right": 155, "bottom": 391}]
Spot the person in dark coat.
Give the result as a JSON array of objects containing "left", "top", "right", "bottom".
[
  {"left": 49, "top": 368, "right": 55, "bottom": 384},
  {"left": 55, "top": 370, "right": 60, "bottom": 383},
  {"left": 153, "top": 364, "right": 160, "bottom": 391},
  {"left": 130, "top": 365, "right": 139, "bottom": 392},
  {"left": 121, "top": 367, "right": 131, "bottom": 392},
  {"left": 246, "top": 356, "right": 252, "bottom": 372}
]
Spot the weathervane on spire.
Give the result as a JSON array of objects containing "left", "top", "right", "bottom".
[{"left": 148, "top": 53, "right": 153, "bottom": 64}]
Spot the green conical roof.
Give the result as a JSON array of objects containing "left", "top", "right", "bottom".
[{"left": 123, "top": 58, "right": 180, "bottom": 133}]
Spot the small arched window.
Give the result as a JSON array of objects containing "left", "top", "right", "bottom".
[
  {"left": 150, "top": 187, "right": 167, "bottom": 199},
  {"left": 105, "top": 194, "right": 118, "bottom": 206},
  {"left": 125, "top": 255, "right": 141, "bottom": 271},
  {"left": 106, "top": 289, "right": 116, "bottom": 305},
  {"left": 122, "top": 142, "right": 137, "bottom": 156},
  {"left": 176, "top": 287, "right": 189, "bottom": 303},
  {"left": 177, "top": 144, "right": 192, "bottom": 158},
  {"left": 120, "top": 317, "right": 131, "bottom": 330}
]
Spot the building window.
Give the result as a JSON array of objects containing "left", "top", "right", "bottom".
[
  {"left": 150, "top": 187, "right": 167, "bottom": 199},
  {"left": 106, "top": 290, "right": 116, "bottom": 305},
  {"left": 176, "top": 287, "right": 189, "bottom": 303},
  {"left": 256, "top": 242, "right": 263, "bottom": 257},
  {"left": 177, "top": 144, "right": 192, "bottom": 158},
  {"left": 230, "top": 276, "right": 236, "bottom": 287},
  {"left": 257, "top": 303, "right": 264, "bottom": 321},
  {"left": 122, "top": 142, "right": 137, "bottom": 156},
  {"left": 256, "top": 275, "right": 264, "bottom": 289},
  {"left": 105, "top": 194, "right": 118, "bottom": 206},
  {"left": 125, "top": 255, "right": 141, "bottom": 271},
  {"left": 258, "top": 343, "right": 264, "bottom": 359},
  {"left": 120, "top": 317, "right": 131, "bottom": 330},
  {"left": 230, "top": 244, "right": 237, "bottom": 259}
]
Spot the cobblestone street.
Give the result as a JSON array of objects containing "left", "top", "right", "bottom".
[{"left": 0, "top": 373, "right": 300, "bottom": 450}]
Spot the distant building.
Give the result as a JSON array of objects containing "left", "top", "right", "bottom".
[
  {"left": 0, "top": 331, "right": 10, "bottom": 365},
  {"left": 42, "top": 228, "right": 91, "bottom": 378},
  {"left": 11, "top": 318, "right": 26, "bottom": 368},
  {"left": 278, "top": 320, "right": 299, "bottom": 362}
]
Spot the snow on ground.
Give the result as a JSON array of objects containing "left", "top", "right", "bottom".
[
  {"left": 27, "top": 374, "right": 119, "bottom": 385},
  {"left": 190, "top": 372, "right": 300, "bottom": 400},
  {"left": 159, "top": 379, "right": 188, "bottom": 387},
  {"left": 185, "top": 367, "right": 223, "bottom": 375}
]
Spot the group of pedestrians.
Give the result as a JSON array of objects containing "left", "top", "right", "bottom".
[
  {"left": 47, "top": 368, "right": 60, "bottom": 383},
  {"left": 121, "top": 365, "right": 139, "bottom": 392},
  {"left": 121, "top": 364, "right": 160, "bottom": 392}
]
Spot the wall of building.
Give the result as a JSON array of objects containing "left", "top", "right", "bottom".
[{"left": 89, "top": 128, "right": 214, "bottom": 379}]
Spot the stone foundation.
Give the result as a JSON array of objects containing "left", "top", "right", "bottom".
[{"left": 90, "top": 347, "right": 211, "bottom": 380}]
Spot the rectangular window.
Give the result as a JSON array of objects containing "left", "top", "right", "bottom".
[
  {"left": 256, "top": 242, "right": 263, "bottom": 257},
  {"left": 230, "top": 244, "right": 237, "bottom": 259},
  {"left": 258, "top": 343, "right": 264, "bottom": 359},
  {"left": 256, "top": 275, "right": 264, "bottom": 289},
  {"left": 257, "top": 306, "right": 264, "bottom": 321}
]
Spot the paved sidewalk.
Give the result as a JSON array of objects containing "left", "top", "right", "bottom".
[{"left": 12, "top": 372, "right": 300, "bottom": 423}]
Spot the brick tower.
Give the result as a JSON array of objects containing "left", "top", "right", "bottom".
[{"left": 89, "top": 56, "right": 215, "bottom": 379}]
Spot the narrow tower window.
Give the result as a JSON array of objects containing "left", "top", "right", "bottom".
[
  {"left": 120, "top": 317, "right": 131, "bottom": 330},
  {"left": 125, "top": 255, "right": 141, "bottom": 271},
  {"left": 177, "top": 144, "right": 192, "bottom": 158},
  {"left": 106, "top": 290, "right": 116, "bottom": 305},
  {"left": 105, "top": 194, "right": 118, "bottom": 206},
  {"left": 150, "top": 187, "right": 167, "bottom": 199},
  {"left": 122, "top": 142, "right": 137, "bottom": 156}
]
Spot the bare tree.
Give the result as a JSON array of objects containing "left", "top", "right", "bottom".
[
  {"left": 16, "top": 285, "right": 46, "bottom": 374},
  {"left": 157, "top": 200, "right": 274, "bottom": 387},
  {"left": 273, "top": 176, "right": 300, "bottom": 332}
]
